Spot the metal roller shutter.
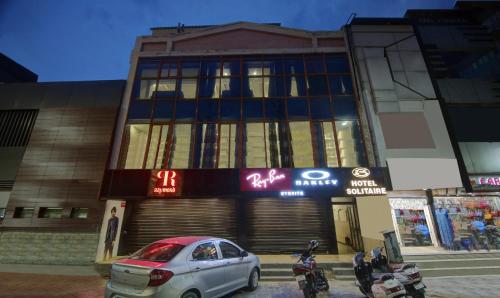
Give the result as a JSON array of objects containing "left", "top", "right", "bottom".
[
  {"left": 122, "top": 198, "right": 238, "bottom": 253},
  {"left": 246, "top": 198, "right": 331, "bottom": 253}
]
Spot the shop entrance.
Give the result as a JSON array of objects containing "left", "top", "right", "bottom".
[{"left": 331, "top": 198, "right": 363, "bottom": 253}]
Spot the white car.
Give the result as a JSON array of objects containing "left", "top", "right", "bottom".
[{"left": 105, "top": 236, "right": 260, "bottom": 298}]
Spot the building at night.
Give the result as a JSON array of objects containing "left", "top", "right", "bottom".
[
  {"left": 0, "top": 53, "right": 38, "bottom": 83},
  {"left": 99, "top": 22, "right": 392, "bottom": 257}
]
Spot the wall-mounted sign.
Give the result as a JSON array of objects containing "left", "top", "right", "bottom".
[
  {"left": 294, "top": 170, "right": 339, "bottom": 187},
  {"left": 240, "top": 169, "right": 291, "bottom": 191},
  {"left": 346, "top": 167, "right": 387, "bottom": 195},
  {"left": 280, "top": 190, "right": 305, "bottom": 197},
  {"left": 148, "top": 170, "right": 182, "bottom": 197},
  {"left": 470, "top": 175, "right": 500, "bottom": 191}
]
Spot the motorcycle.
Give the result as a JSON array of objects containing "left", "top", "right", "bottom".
[
  {"left": 291, "top": 240, "right": 330, "bottom": 298},
  {"left": 370, "top": 247, "right": 426, "bottom": 298},
  {"left": 353, "top": 252, "right": 407, "bottom": 298}
]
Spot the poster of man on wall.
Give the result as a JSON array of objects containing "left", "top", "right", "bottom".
[{"left": 96, "top": 200, "right": 125, "bottom": 262}]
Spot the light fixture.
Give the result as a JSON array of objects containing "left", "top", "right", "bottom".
[{"left": 342, "top": 121, "right": 348, "bottom": 126}]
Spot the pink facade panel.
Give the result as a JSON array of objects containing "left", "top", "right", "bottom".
[{"left": 173, "top": 29, "right": 312, "bottom": 51}]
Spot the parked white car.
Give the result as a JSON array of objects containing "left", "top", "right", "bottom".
[{"left": 105, "top": 236, "right": 260, "bottom": 298}]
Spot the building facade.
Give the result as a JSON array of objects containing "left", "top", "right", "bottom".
[
  {"left": 0, "top": 80, "right": 125, "bottom": 264},
  {"left": 100, "top": 22, "right": 392, "bottom": 257}
]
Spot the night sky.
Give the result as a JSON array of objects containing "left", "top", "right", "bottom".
[{"left": 0, "top": 0, "right": 455, "bottom": 82}]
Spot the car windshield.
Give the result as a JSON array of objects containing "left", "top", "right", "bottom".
[{"left": 130, "top": 243, "right": 185, "bottom": 262}]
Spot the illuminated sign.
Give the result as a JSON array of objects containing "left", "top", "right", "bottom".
[
  {"left": 149, "top": 170, "right": 182, "bottom": 197},
  {"left": 346, "top": 167, "right": 386, "bottom": 196},
  {"left": 470, "top": 175, "right": 500, "bottom": 191},
  {"left": 280, "top": 191, "right": 305, "bottom": 197},
  {"left": 476, "top": 176, "right": 500, "bottom": 186},
  {"left": 240, "top": 169, "right": 291, "bottom": 191},
  {"left": 294, "top": 170, "right": 338, "bottom": 187}
]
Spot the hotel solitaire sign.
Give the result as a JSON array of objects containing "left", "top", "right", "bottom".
[{"left": 345, "top": 167, "right": 387, "bottom": 195}]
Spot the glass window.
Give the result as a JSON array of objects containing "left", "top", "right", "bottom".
[
  {"left": 265, "top": 76, "right": 285, "bottom": 98},
  {"left": 155, "top": 79, "right": 176, "bottom": 99},
  {"left": 128, "top": 100, "right": 152, "bottom": 119},
  {"left": 244, "top": 60, "right": 262, "bottom": 76},
  {"left": 200, "top": 60, "right": 220, "bottom": 77},
  {"left": 198, "top": 77, "right": 220, "bottom": 99},
  {"left": 243, "top": 99, "right": 263, "bottom": 120},
  {"left": 289, "top": 121, "right": 314, "bottom": 167},
  {"left": 198, "top": 99, "right": 218, "bottom": 121},
  {"left": 155, "top": 125, "right": 169, "bottom": 168},
  {"left": 219, "top": 241, "right": 241, "bottom": 258},
  {"left": 284, "top": 58, "right": 305, "bottom": 75},
  {"left": 168, "top": 124, "right": 193, "bottom": 168},
  {"left": 266, "top": 122, "right": 289, "bottom": 168},
  {"left": 160, "top": 63, "right": 177, "bottom": 78},
  {"left": 310, "top": 97, "right": 332, "bottom": 120},
  {"left": 286, "top": 76, "right": 307, "bottom": 97},
  {"left": 0, "top": 208, "right": 5, "bottom": 220},
  {"left": 244, "top": 123, "right": 267, "bottom": 168},
  {"left": 70, "top": 208, "right": 89, "bottom": 219},
  {"left": 13, "top": 207, "right": 34, "bottom": 218},
  {"left": 196, "top": 123, "right": 218, "bottom": 169},
  {"left": 220, "top": 100, "right": 241, "bottom": 120},
  {"left": 329, "top": 75, "right": 353, "bottom": 95},
  {"left": 326, "top": 56, "right": 350, "bottom": 73},
  {"left": 306, "top": 57, "right": 325, "bottom": 74},
  {"left": 38, "top": 207, "right": 63, "bottom": 219},
  {"left": 244, "top": 77, "right": 263, "bottom": 98},
  {"left": 138, "top": 62, "right": 160, "bottom": 78},
  {"left": 263, "top": 59, "right": 284, "bottom": 75},
  {"left": 219, "top": 124, "right": 238, "bottom": 168},
  {"left": 307, "top": 75, "right": 329, "bottom": 96},
  {"left": 153, "top": 100, "right": 174, "bottom": 120},
  {"left": 223, "top": 61, "right": 240, "bottom": 77},
  {"left": 124, "top": 124, "right": 150, "bottom": 169},
  {"left": 175, "top": 101, "right": 196, "bottom": 120},
  {"left": 139, "top": 80, "right": 157, "bottom": 99},
  {"left": 221, "top": 77, "right": 241, "bottom": 98},
  {"left": 131, "top": 242, "right": 185, "bottom": 262},
  {"left": 192, "top": 242, "right": 218, "bottom": 261},
  {"left": 333, "top": 96, "right": 358, "bottom": 120},
  {"left": 287, "top": 98, "right": 308, "bottom": 119},
  {"left": 335, "top": 120, "right": 366, "bottom": 167},
  {"left": 180, "top": 78, "right": 197, "bottom": 99},
  {"left": 145, "top": 125, "right": 161, "bottom": 169},
  {"left": 181, "top": 61, "right": 200, "bottom": 77},
  {"left": 312, "top": 122, "right": 338, "bottom": 167},
  {"left": 265, "top": 98, "right": 286, "bottom": 120}
]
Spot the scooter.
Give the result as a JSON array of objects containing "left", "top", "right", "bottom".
[
  {"left": 291, "top": 240, "right": 330, "bottom": 298},
  {"left": 353, "top": 252, "right": 406, "bottom": 298},
  {"left": 485, "top": 225, "right": 500, "bottom": 250},
  {"left": 370, "top": 247, "right": 426, "bottom": 298}
]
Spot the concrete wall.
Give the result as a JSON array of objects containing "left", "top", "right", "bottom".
[{"left": 356, "top": 195, "right": 394, "bottom": 253}]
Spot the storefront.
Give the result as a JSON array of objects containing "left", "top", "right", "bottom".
[{"left": 99, "top": 167, "right": 391, "bottom": 255}]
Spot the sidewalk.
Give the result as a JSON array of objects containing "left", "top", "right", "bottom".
[{"left": 0, "top": 263, "right": 102, "bottom": 276}]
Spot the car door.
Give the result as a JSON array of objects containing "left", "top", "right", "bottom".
[
  {"left": 187, "top": 241, "right": 226, "bottom": 298},
  {"left": 218, "top": 241, "right": 249, "bottom": 291}
]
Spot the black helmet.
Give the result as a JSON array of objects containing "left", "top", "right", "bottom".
[{"left": 308, "top": 240, "right": 319, "bottom": 251}]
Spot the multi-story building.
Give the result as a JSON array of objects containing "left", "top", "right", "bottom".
[
  {"left": 0, "top": 80, "right": 125, "bottom": 264},
  {"left": 99, "top": 22, "right": 392, "bottom": 258},
  {"left": 403, "top": 1, "right": 500, "bottom": 251}
]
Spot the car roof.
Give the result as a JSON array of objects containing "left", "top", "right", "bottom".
[{"left": 155, "top": 236, "right": 216, "bottom": 245}]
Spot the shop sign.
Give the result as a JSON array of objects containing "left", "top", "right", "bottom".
[
  {"left": 240, "top": 169, "right": 291, "bottom": 191},
  {"left": 294, "top": 170, "right": 339, "bottom": 187},
  {"left": 345, "top": 167, "right": 387, "bottom": 196},
  {"left": 280, "top": 190, "right": 305, "bottom": 197},
  {"left": 470, "top": 175, "right": 500, "bottom": 191},
  {"left": 148, "top": 170, "right": 182, "bottom": 197}
]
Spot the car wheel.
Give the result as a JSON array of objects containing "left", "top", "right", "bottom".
[
  {"left": 246, "top": 268, "right": 259, "bottom": 291},
  {"left": 181, "top": 290, "right": 199, "bottom": 298}
]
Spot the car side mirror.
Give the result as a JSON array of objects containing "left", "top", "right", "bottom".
[{"left": 240, "top": 251, "right": 248, "bottom": 258}]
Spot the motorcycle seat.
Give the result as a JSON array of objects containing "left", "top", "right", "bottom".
[
  {"left": 292, "top": 263, "right": 310, "bottom": 270},
  {"left": 370, "top": 272, "right": 384, "bottom": 281}
]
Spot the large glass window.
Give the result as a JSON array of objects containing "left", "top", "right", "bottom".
[
  {"left": 219, "top": 124, "right": 238, "bottom": 168},
  {"left": 289, "top": 121, "right": 314, "bottom": 167},
  {"left": 312, "top": 122, "right": 339, "bottom": 167},
  {"left": 244, "top": 123, "right": 266, "bottom": 168},
  {"left": 335, "top": 120, "right": 366, "bottom": 167},
  {"left": 168, "top": 124, "right": 193, "bottom": 168},
  {"left": 123, "top": 124, "right": 149, "bottom": 169}
]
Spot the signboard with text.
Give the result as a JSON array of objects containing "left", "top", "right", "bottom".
[
  {"left": 470, "top": 175, "right": 500, "bottom": 191},
  {"left": 148, "top": 170, "right": 182, "bottom": 197}
]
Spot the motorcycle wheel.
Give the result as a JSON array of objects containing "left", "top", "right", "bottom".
[{"left": 302, "top": 287, "right": 317, "bottom": 298}]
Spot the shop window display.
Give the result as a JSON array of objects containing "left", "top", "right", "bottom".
[
  {"left": 434, "top": 197, "right": 500, "bottom": 251},
  {"left": 394, "top": 209, "right": 432, "bottom": 247}
]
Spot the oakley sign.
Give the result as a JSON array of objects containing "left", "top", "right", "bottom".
[{"left": 295, "top": 170, "right": 338, "bottom": 187}]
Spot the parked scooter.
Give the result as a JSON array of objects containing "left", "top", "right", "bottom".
[
  {"left": 485, "top": 225, "right": 500, "bottom": 250},
  {"left": 370, "top": 247, "right": 426, "bottom": 298},
  {"left": 353, "top": 252, "right": 406, "bottom": 298},
  {"left": 291, "top": 240, "right": 330, "bottom": 298}
]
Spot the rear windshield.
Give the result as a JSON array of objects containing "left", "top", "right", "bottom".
[{"left": 130, "top": 243, "right": 185, "bottom": 262}]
